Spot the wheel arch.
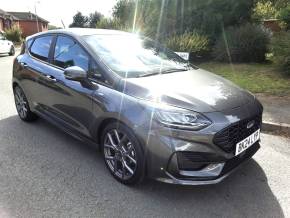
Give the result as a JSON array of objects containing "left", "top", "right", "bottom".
[
  {"left": 95, "top": 117, "right": 147, "bottom": 156},
  {"left": 12, "top": 81, "right": 19, "bottom": 89},
  {"left": 97, "top": 117, "right": 148, "bottom": 179}
]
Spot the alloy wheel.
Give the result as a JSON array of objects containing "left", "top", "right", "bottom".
[
  {"left": 14, "top": 87, "right": 28, "bottom": 119},
  {"left": 103, "top": 129, "right": 137, "bottom": 180}
]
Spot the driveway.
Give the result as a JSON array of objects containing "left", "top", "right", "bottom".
[{"left": 0, "top": 54, "right": 289, "bottom": 218}]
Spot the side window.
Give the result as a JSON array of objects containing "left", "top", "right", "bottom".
[
  {"left": 30, "top": 36, "right": 53, "bottom": 61},
  {"left": 53, "top": 36, "right": 89, "bottom": 72},
  {"left": 89, "top": 61, "right": 110, "bottom": 84},
  {"left": 27, "top": 39, "right": 33, "bottom": 49},
  {"left": 90, "top": 61, "right": 103, "bottom": 79}
]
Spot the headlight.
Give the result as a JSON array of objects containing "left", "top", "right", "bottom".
[{"left": 154, "top": 106, "right": 212, "bottom": 131}]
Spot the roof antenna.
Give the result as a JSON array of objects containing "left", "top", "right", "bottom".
[{"left": 61, "top": 19, "right": 65, "bottom": 29}]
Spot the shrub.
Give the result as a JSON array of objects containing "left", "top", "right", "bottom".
[
  {"left": 271, "top": 31, "right": 290, "bottom": 75},
  {"left": 252, "top": 1, "right": 278, "bottom": 21},
  {"left": 165, "top": 32, "right": 210, "bottom": 52},
  {"left": 4, "top": 25, "right": 23, "bottom": 43},
  {"left": 213, "top": 23, "right": 271, "bottom": 63},
  {"left": 278, "top": 5, "right": 290, "bottom": 30},
  {"left": 96, "top": 17, "right": 128, "bottom": 30},
  {"left": 165, "top": 32, "right": 211, "bottom": 62}
]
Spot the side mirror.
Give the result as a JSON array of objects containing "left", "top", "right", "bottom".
[{"left": 64, "top": 66, "right": 87, "bottom": 81}]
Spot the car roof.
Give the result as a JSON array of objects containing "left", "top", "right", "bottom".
[{"left": 26, "top": 28, "right": 132, "bottom": 40}]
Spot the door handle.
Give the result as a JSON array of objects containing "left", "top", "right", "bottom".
[
  {"left": 20, "top": 62, "right": 28, "bottom": 68},
  {"left": 45, "top": 75, "right": 57, "bottom": 82}
]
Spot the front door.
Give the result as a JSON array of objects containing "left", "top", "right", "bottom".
[{"left": 43, "top": 35, "right": 97, "bottom": 138}]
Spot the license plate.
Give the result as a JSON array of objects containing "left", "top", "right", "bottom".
[{"left": 235, "top": 129, "right": 260, "bottom": 156}]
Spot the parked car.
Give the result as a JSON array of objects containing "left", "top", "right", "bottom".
[
  {"left": 12, "top": 29, "right": 263, "bottom": 185},
  {"left": 0, "top": 32, "right": 15, "bottom": 56}
]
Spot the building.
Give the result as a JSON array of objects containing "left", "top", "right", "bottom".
[
  {"left": 0, "top": 9, "right": 16, "bottom": 32},
  {"left": 0, "top": 9, "right": 49, "bottom": 37}
]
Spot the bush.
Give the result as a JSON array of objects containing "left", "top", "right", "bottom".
[
  {"left": 4, "top": 25, "right": 22, "bottom": 43},
  {"left": 278, "top": 5, "right": 290, "bottom": 30},
  {"left": 271, "top": 31, "right": 290, "bottom": 75},
  {"left": 213, "top": 23, "right": 271, "bottom": 63},
  {"left": 165, "top": 32, "right": 209, "bottom": 52},
  {"left": 96, "top": 17, "right": 127, "bottom": 30},
  {"left": 252, "top": 1, "right": 278, "bottom": 20},
  {"left": 165, "top": 32, "right": 211, "bottom": 62}
]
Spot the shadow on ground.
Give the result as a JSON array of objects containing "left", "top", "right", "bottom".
[{"left": 0, "top": 115, "right": 284, "bottom": 217}]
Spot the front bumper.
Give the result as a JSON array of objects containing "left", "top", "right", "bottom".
[
  {"left": 156, "top": 143, "right": 260, "bottom": 185},
  {"left": 133, "top": 97, "right": 263, "bottom": 185}
]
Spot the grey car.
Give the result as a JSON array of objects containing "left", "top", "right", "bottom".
[{"left": 12, "top": 28, "right": 263, "bottom": 185}]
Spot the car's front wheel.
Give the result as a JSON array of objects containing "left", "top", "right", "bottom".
[
  {"left": 9, "top": 46, "right": 15, "bottom": 56},
  {"left": 101, "top": 122, "right": 145, "bottom": 185},
  {"left": 13, "top": 86, "right": 38, "bottom": 122}
]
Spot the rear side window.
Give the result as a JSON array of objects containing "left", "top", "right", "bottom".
[
  {"left": 53, "top": 36, "right": 89, "bottom": 72},
  {"left": 30, "top": 36, "right": 53, "bottom": 62}
]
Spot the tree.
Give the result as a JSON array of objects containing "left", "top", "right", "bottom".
[
  {"left": 69, "top": 12, "right": 88, "bottom": 28},
  {"left": 111, "top": 0, "right": 255, "bottom": 41},
  {"left": 254, "top": 0, "right": 289, "bottom": 10},
  {"left": 112, "top": 0, "right": 135, "bottom": 26},
  {"left": 88, "top": 11, "right": 104, "bottom": 28}
]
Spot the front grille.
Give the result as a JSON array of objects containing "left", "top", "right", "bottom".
[{"left": 213, "top": 114, "right": 262, "bottom": 153}]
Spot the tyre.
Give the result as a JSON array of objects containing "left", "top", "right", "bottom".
[
  {"left": 13, "top": 86, "right": 38, "bottom": 122},
  {"left": 101, "top": 122, "right": 145, "bottom": 185},
  {"left": 9, "top": 46, "right": 15, "bottom": 56}
]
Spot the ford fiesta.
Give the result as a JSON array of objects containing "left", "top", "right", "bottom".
[{"left": 12, "top": 29, "right": 263, "bottom": 185}]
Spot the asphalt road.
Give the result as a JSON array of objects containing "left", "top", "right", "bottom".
[{"left": 0, "top": 53, "right": 290, "bottom": 218}]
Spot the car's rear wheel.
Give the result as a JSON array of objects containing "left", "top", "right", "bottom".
[
  {"left": 13, "top": 86, "right": 38, "bottom": 122},
  {"left": 9, "top": 46, "right": 15, "bottom": 56},
  {"left": 101, "top": 122, "right": 145, "bottom": 185}
]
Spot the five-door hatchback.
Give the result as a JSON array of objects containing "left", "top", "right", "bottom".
[{"left": 12, "top": 28, "right": 263, "bottom": 185}]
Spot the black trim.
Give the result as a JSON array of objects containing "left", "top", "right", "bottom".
[{"left": 28, "top": 34, "right": 56, "bottom": 65}]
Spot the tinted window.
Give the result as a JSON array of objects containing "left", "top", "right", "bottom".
[
  {"left": 89, "top": 60, "right": 107, "bottom": 83},
  {"left": 53, "top": 36, "right": 89, "bottom": 72},
  {"left": 27, "top": 39, "right": 33, "bottom": 49},
  {"left": 30, "top": 36, "right": 53, "bottom": 61}
]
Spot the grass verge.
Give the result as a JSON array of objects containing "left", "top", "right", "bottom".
[{"left": 199, "top": 62, "right": 290, "bottom": 96}]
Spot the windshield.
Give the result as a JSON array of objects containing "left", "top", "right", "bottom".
[{"left": 83, "top": 34, "right": 194, "bottom": 78}]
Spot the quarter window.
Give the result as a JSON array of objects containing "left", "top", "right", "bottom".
[
  {"left": 30, "top": 36, "right": 53, "bottom": 61},
  {"left": 53, "top": 36, "right": 89, "bottom": 72}
]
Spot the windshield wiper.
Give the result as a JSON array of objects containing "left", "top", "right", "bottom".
[
  {"left": 161, "top": 68, "right": 188, "bottom": 74},
  {"left": 138, "top": 68, "right": 188, "bottom": 78},
  {"left": 137, "top": 72, "right": 161, "bottom": 78}
]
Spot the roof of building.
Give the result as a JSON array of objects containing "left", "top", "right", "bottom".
[
  {"left": 0, "top": 9, "right": 18, "bottom": 20},
  {"left": 0, "top": 8, "right": 8, "bottom": 16},
  {"left": 7, "top": 11, "right": 49, "bottom": 23}
]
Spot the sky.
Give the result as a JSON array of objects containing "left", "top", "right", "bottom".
[{"left": 1, "top": 0, "right": 116, "bottom": 27}]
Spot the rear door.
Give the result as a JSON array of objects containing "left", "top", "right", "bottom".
[{"left": 17, "top": 35, "right": 55, "bottom": 111}]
